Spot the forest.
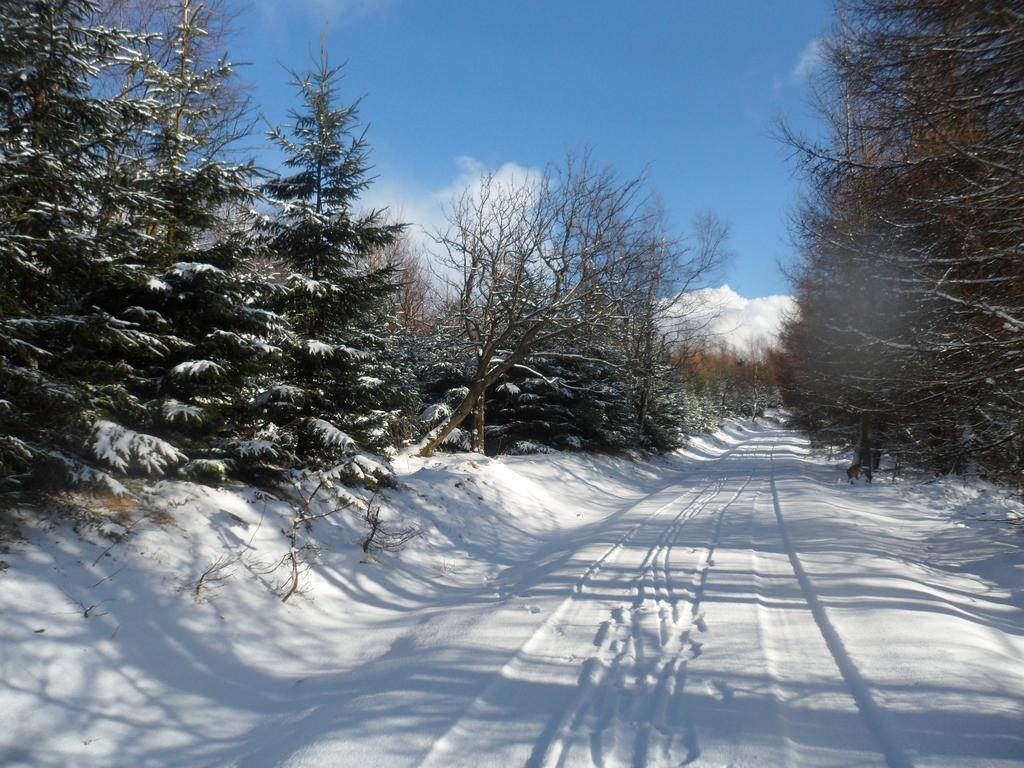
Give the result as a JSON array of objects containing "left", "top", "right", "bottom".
[
  {"left": 0, "top": 0, "right": 774, "bottom": 504},
  {"left": 2, "top": 0, "right": 1021, "bottom": 507},
  {"left": 777, "top": 0, "right": 1024, "bottom": 488}
]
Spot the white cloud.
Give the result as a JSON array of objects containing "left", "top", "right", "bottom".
[
  {"left": 791, "top": 37, "right": 825, "bottom": 80},
  {"left": 432, "top": 156, "right": 541, "bottom": 218},
  {"left": 361, "top": 155, "right": 541, "bottom": 257},
  {"left": 773, "top": 36, "right": 826, "bottom": 94},
  {"left": 663, "top": 285, "right": 795, "bottom": 357}
]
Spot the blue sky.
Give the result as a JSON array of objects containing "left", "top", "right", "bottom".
[{"left": 230, "top": 1, "right": 833, "bottom": 298}]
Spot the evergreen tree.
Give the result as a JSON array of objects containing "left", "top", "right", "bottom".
[
  {"left": 486, "top": 346, "right": 636, "bottom": 454},
  {"left": 260, "top": 46, "right": 412, "bottom": 475},
  {"left": 127, "top": 0, "right": 286, "bottom": 480},
  {"left": 0, "top": 0, "right": 179, "bottom": 494},
  {"left": 633, "top": 356, "right": 689, "bottom": 452}
]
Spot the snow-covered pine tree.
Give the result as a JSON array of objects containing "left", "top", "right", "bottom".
[
  {"left": 633, "top": 356, "right": 689, "bottom": 452},
  {"left": 0, "top": 0, "right": 183, "bottom": 494},
  {"left": 133, "top": 253, "right": 288, "bottom": 482},
  {"left": 124, "top": 0, "right": 287, "bottom": 480},
  {"left": 486, "top": 340, "right": 637, "bottom": 454},
  {"left": 259, "top": 45, "right": 412, "bottom": 476}
]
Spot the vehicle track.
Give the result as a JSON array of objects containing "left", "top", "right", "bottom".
[
  {"left": 525, "top": 477, "right": 750, "bottom": 768},
  {"left": 566, "top": 476, "right": 753, "bottom": 768},
  {"left": 419, "top": 468, "right": 734, "bottom": 768},
  {"left": 421, "top": 430, "right": 911, "bottom": 768},
  {"left": 767, "top": 444, "right": 913, "bottom": 768}
]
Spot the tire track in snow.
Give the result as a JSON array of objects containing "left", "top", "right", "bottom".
[
  {"left": 748, "top": 484, "right": 799, "bottom": 768},
  {"left": 418, "top": 474, "right": 728, "bottom": 768},
  {"left": 529, "top": 474, "right": 756, "bottom": 768},
  {"left": 767, "top": 443, "right": 914, "bottom": 768},
  {"left": 649, "top": 474, "right": 754, "bottom": 768},
  {"left": 534, "top": 480, "right": 725, "bottom": 768}
]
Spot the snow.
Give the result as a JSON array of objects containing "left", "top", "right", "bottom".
[
  {"left": 89, "top": 420, "right": 187, "bottom": 475},
  {"left": 169, "top": 261, "right": 225, "bottom": 279},
  {"left": 286, "top": 274, "right": 330, "bottom": 295},
  {"left": 47, "top": 451, "right": 132, "bottom": 497},
  {"left": 419, "top": 402, "right": 452, "bottom": 423},
  {"left": 230, "top": 438, "right": 281, "bottom": 459},
  {"left": 307, "top": 418, "right": 355, "bottom": 450},
  {"left": 250, "top": 342, "right": 282, "bottom": 357},
  {"left": 440, "top": 427, "right": 472, "bottom": 450},
  {"left": 254, "top": 384, "right": 305, "bottom": 406},
  {"left": 323, "top": 451, "right": 392, "bottom": 485},
  {"left": 348, "top": 451, "right": 392, "bottom": 479},
  {"left": 303, "top": 339, "right": 335, "bottom": 357},
  {"left": 510, "top": 439, "right": 558, "bottom": 454},
  {"left": 160, "top": 400, "right": 204, "bottom": 425},
  {"left": 2, "top": 417, "right": 1022, "bottom": 767},
  {"left": 169, "top": 359, "right": 226, "bottom": 379},
  {"left": 206, "top": 329, "right": 243, "bottom": 344}
]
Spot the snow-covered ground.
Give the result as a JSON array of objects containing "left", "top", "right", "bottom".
[{"left": 1, "top": 418, "right": 1022, "bottom": 767}]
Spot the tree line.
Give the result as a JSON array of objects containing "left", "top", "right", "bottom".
[
  {"left": 0, "top": 0, "right": 775, "bottom": 502},
  {"left": 778, "top": 0, "right": 1023, "bottom": 485}
]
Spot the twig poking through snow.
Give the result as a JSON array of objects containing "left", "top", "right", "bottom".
[
  {"left": 359, "top": 493, "right": 420, "bottom": 557},
  {"left": 278, "top": 480, "right": 353, "bottom": 602}
]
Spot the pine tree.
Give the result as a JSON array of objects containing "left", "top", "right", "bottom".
[
  {"left": 126, "top": 0, "right": 286, "bottom": 480},
  {"left": 486, "top": 346, "right": 637, "bottom": 454},
  {"left": 259, "top": 45, "right": 411, "bottom": 477},
  {"left": 0, "top": 0, "right": 180, "bottom": 494}
]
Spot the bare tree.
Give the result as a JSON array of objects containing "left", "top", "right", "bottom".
[
  {"left": 370, "top": 227, "right": 433, "bottom": 333},
  {"left": 627, "top": 208, "right": 732, "bottom": 436},
  {"left": 358, "top": 493, "right": 420, "bottom": 556},
  {"left": 778, "top": 0, "right": 1024, "bottom": 481},
  {"left": 691, "top": 211, "right": 732, "bottom": 280},
  {"left": 419, "top": 154, "right": 721, "bottom": 456}
]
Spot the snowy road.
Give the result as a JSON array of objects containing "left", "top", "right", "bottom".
[
  {"left": 3, "top": 423, "right": 1023, "bottom": 767},
  {"left": 316, "top": 425, "right": 1024, "bottom": 768}
]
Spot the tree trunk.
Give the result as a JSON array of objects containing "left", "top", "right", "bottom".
[
  {"left": 419, "top": 379, "right": 486, "bottom": 457},
  {"left": 635, "top": 321, "right": 654, "bottom": 437},
  {"left": 636, "top": 375, "right": 651, "bottom": 437},
  {"left": 472, "top": 390, "right": 486, "bottom": 454},
  {"left": 857, "top": 413, "right": 874, "bottom": 482},
  {"left": 418, "top": 336, "right": 536, "bottom": 457}
]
